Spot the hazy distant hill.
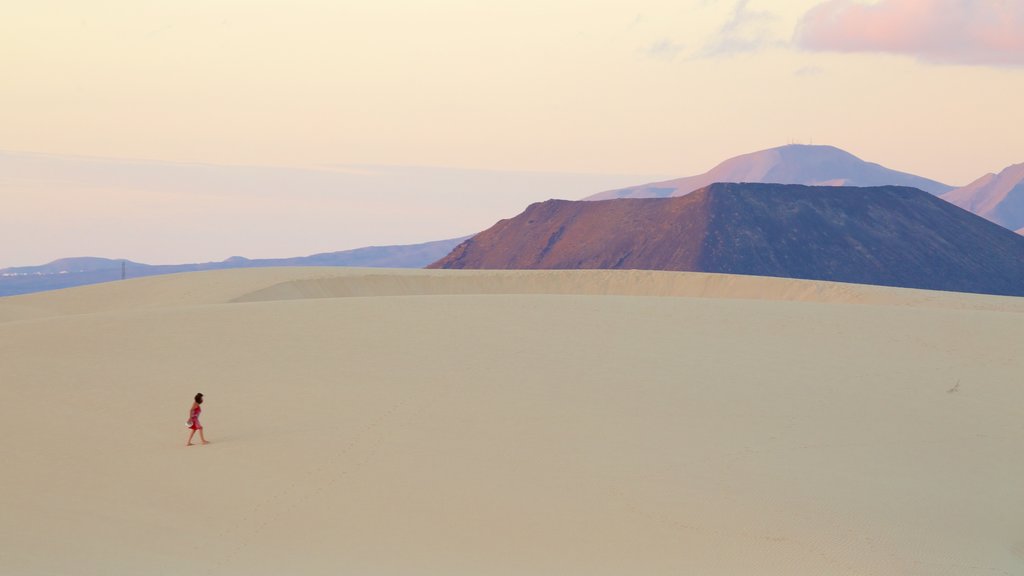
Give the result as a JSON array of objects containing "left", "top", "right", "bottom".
[
  {"left": 941, "top": 163, "right": 1024, "bottom": 234},
  {"left": 431, "top": 183, "right": 1024, "bottom": 297},
  {"left": 0, "top": 237, "right": 467, "bottom": 297},
  {"left": 585, "top": 145, "right": 953, "bottom": 200}
]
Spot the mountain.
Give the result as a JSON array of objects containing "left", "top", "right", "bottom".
[
  {"left": 0, "top": 236, "right": 468, "bottom": 297},
  {"left": 941, "top": 163, "right": 1024, "bottom": 234},
  {"left": 585, "top": 145, "right": 953, "bottom": 200},
  {"left": 223, "top": 236, "right": 472, "bottom": 269},
  {"left": 430, "top": 183, "right": 1024, "bottom": 297}
]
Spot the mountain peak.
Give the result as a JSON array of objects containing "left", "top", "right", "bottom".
[
  {"left": 771, "top": 143, "right": 857, "bottom": 155},
  {"left": 586, "top": 144, "right": 952, "bottom": 200},
  {"left": 941, "top": 162, "right": 1024, "bottom": 231}
]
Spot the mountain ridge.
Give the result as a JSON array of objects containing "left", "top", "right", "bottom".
[{"left": 0, "top": 236, "right": 468, "bottom": 297}]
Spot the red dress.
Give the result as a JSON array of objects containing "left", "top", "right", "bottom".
[{"left": 188, "top": 405, "right": 202, "bottom": 430}]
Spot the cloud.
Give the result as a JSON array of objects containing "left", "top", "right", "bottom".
[
  {"left": 700, "top": 0, "right": 781, "bottom": 57},
  {"left": 795, "top": 0, "right": 1024, "bottom": 67},
  {"left": 646, "top": 39, "right": 685, "bottom": 61},
  {"left": 795, "top": 65, "right": 824, "bottom": 77}
]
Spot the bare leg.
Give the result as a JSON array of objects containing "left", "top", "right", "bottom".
[
  {"left": 187, "top": 429, "right": 196, "bottom": 446},
  {"left": 199, "top": 428, "right": 209, "bottom": 444}
]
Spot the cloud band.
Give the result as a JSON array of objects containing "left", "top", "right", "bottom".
[{"left": 795, "top": 0, "right": 1024, "bottom": 67}]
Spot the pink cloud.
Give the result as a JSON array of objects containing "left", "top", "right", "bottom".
[{"left": 795, "top": 0, "right": 1024, "bottom": 66}]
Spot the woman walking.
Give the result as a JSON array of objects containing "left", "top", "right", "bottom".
[{"left": 186, "top": 393, "right": 209, "bottom": 446}]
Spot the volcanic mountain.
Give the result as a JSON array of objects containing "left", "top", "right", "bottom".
[
  {"left": 430, "top": 183, "right": 1024, "bottom": 297},
  {"left": 585, "top": 144, "right": 953, "bottom": 200},
  {"left": 941, "top": 163, "right": 1024, "bottom": 234}
]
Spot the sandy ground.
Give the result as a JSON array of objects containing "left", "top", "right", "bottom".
[{"left": 1, "top": 267, "right": 1022, "bottom": 575}]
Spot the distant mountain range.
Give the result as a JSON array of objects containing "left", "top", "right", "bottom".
[
  {"left": 6, "top": 143, "right": 1023, "bottom": 298},
  {"left": 585, "top": 145, "right": 955, "bottom": 200},
  {"left": 0, "top": 237, "right": 467, "bottom": 297},
  {"left": 430, "top": 183, "right": 1024, "bottom": 297}
]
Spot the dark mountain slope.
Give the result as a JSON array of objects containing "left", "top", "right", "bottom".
[{"left": 431, "top": 183, "right": 1024, "bottom": 297}]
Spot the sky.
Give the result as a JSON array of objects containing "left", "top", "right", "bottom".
[{"left": 2, "top": 0, "right": 1023, "bottom": 266}]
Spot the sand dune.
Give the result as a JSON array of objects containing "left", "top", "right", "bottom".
[
  {"left": 5, "top": 267, "right": 1024, "bottom": 320},
  {"left": 2, "top": 268, "right": 1022, "bottom": 575}
]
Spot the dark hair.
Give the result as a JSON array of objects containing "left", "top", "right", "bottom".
[{"left": 194, "top": 393, "right": 204, "bottom": 404}]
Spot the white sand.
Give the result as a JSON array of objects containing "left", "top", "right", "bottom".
[{"left": 1, "top": 268, "right": 1022, "bottom": 575}]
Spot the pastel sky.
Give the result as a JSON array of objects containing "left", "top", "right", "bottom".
[{"left": 2, "top": 0, "right": 1022, "bottom": 266}]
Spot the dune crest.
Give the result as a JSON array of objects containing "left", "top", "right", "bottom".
[
  {"left": 230, "top": 269, "right": 1024, "bottom": 313},
  {"left": 3, "top": 268, "right": 1023, "bottom": 323}
]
